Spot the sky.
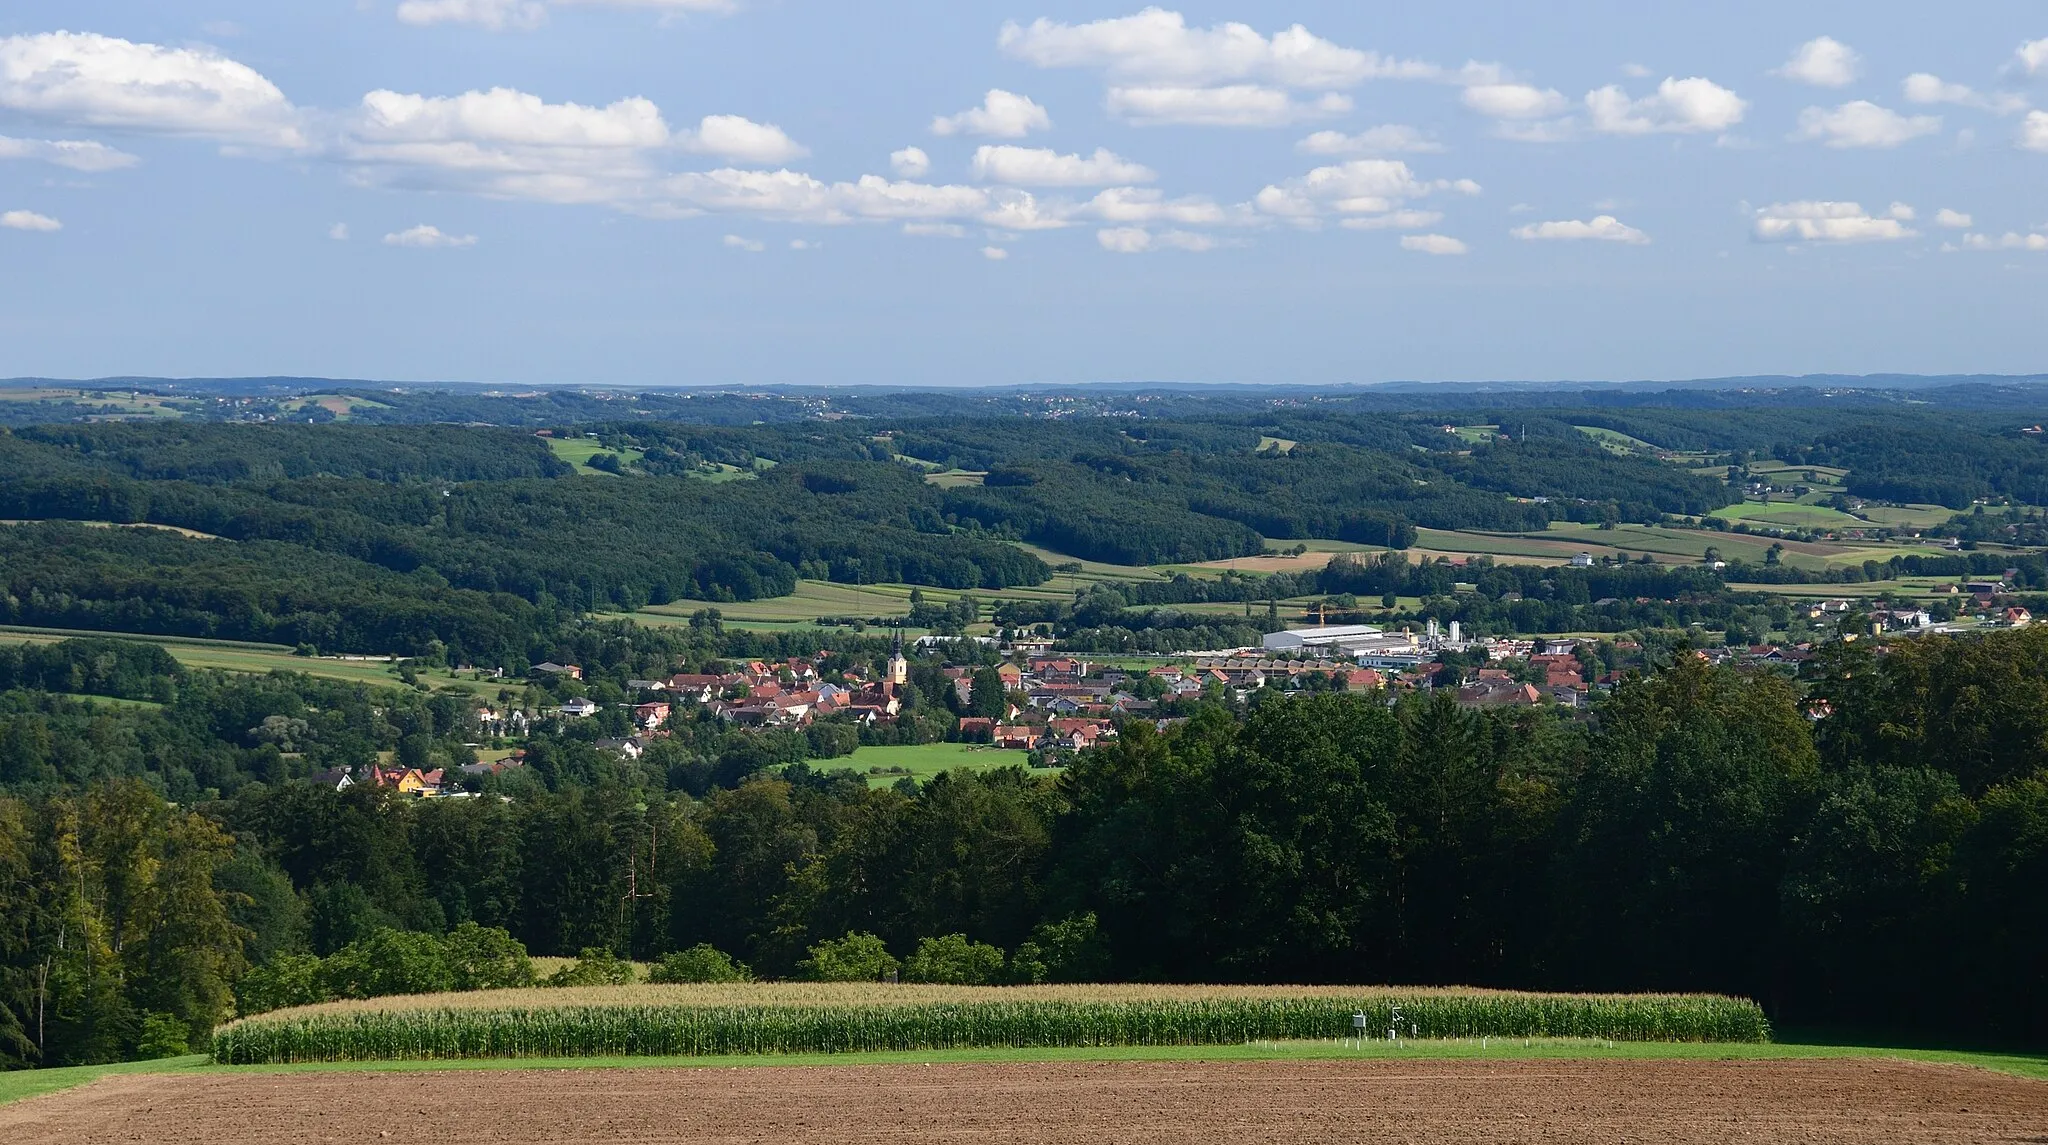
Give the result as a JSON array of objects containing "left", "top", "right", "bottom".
[{"left": 1, "top": 2, "right": 2046, "bottom": 387}]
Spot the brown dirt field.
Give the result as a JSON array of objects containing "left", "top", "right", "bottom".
[{"left": 6, "top": 1058, "right": 2046, "bottom": 1145}]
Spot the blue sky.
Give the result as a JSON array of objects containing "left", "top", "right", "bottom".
[{"left": 2, "top": 2, "right": 2045, "bottom": 386}]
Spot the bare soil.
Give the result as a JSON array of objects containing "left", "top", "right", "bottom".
[{"left": 5, "top": 1058, "right": 2046, "bottom": 1144}]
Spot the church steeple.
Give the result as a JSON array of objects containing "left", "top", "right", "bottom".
[{"left": 887, "top": 628, "right": 909, "bottom": 689}]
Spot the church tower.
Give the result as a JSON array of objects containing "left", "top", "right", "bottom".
[{"left": 887, "top": 628, "right": 909, "bottom": 690}]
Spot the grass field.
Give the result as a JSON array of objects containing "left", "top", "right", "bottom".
[
  {"left": 1710, "top": 500, "right": 1870, "bottom": 530},
  {"left": 0, "top": 626, "right": 436, "bottom": 690},
  {"left": 546, "top": 436, "right": 648, "bottom": 475},
  {"left": 803, "top": 742, "right": 1042, "bottom": 787},
  {"left": 1, "top": 519, "right": 224, "bottom": 540},
  {"left": 1575, "top": 426, "right": 1662, "bottom": 455},
  {"left": 1257, "top": 436, "right": 1298, "bottom": 453}
]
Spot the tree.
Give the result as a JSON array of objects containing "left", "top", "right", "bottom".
[
  {"left": 442, "top": 922, "right": 535, "bottom": 991},
  {"left": 967, "top": 668, "right": 1008, "bottom": 719},
  {"left": 648, "top": 944, "right": 751, "bottom": 984},
  {"left": 797, "top": 932, "right": 898, "bottom": 982},
  {"left": 1008, "top": 914, "right": 1109, "bottom": 984},
  {"left": 903, "top": 934, "right": 1005, "bottom": 984}
]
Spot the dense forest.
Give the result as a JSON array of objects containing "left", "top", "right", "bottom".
[{"left": 3, "top": 626, "right": 2046, "bottom": 1065}]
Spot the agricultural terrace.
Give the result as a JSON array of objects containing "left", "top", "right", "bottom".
[{"left": 212, "top": 983, "right": 1769, "bottom": 1064}]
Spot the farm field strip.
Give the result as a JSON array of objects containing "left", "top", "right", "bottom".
[{"left": 0, "top": 626, "right": 437, "bottom": 690}]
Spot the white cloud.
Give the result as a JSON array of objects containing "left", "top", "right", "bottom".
[
  {"left": 1297, "top": 125, "right": 1440, "bottom": 154},
  {"left": 397, "top": 0, "right": 547, "bottom": 29},
  {"left": 1401, "top": 233, "right": 1467, "bottom": 255},
  {"left": 722, "top": 233, "right": 764, "bottom": 251},
  {"left": 1078, "top": 187, "right": 1230, "bottom": 226},
  {"left": 682, "top": 114, "right": 806, "bottom": 164},
  {"left": 999, "top": 9, "right": 1433, "bottom": 89},
  {"left": 2023, "top": 110, "right": 2048, "bottom": 152},
  {"left": 889, "top": 146, "right": 930, "bottom": 178},
  {"left": 1338, "top": 209, "right": 1442, "bottom": 230},
  {"left": 658, "top": 167, "right": 1032, "bottom": 228},
  {"left": 1107, "top": 85, "right": 1350, "bottom": 126},
  {"left": 902, "top": 222, "right": 966, "bottom": 238},
  {"left": 1935, "top": 208, "right": 1972, "bottom": 229},
  {"left": 1795, "top": 101, "right": 1941, "bottom": 148},
  {"left": 347, "top": 87, "right": 671, "bottom": 204},
  {"left": 1901, "top": 73, "right": 2027, "bottom": 114},
  {"left": 1, "top": 209, "right": 61, "bottom": 232},
  {"left": 0, "top": 31, "right": 304, "bottom": 148},
  {"left": 981, "top": 245, "right": 1009, "bottom": 260},
  {"left": 1511, "top": 215, "right": 1650, "bottom": 244},
  {"left": 553, "top": 0, "right": 736, "bottom": 12},
  {"left": 1255, "top": 158, "right": 1476, "bottom": 223},
  {"left": 328, "top": 222, "right": 350, "bottom": 240},
  {"left": 1961, "top": 231, "right": 2048, "bottom": 252},
  {"left": 1775, "top": 37, "right": 1860, "bottom": 87},
  {"left": 1096, "top": 226, "right": 1214, "bottom": 253},
  {"left": 970, "top": 145, "right": 1155, "bottom": 187},
  {"left": 2019, "top": 38, "right": 2048, "bottom": 75},
  {"left": 0, "top": 134, "right": 138, "bottom": 172},
  {"left": 1620, "top": 63, "right": 1653, "bottom": 79},
  {"left": 932, "top": 90, "right": 1051, "bottom": 138},
  {"left": 1586, "top": 77, "right": 1747, "bottom": 135},
  {"left": 1752, "top": 201, "right": 1917, "bottom": 243},
  {"left": 384, "top": 224, "right": 477, "bottom": 247},
  {"left": 1463, "top": 83, "right": 1568, "bottom": 120}
]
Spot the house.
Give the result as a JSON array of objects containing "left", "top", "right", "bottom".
[
  {"left": 308, "top": 767, "right": 354, "bottom": 791},
  {"left": 532, "top": 662, "right": 583, "bottom": 680},
  {"left": 596, "top": 737, "right": 644, "bottom": 759},
  {"left": 2005, "top": 607, "right": 2034, "bottom": 628},
  {"left": 665, "top": 674, "right": 723, "bottom": 703},
  {"left": 626, "top": 679, "right": 667, "bottom": 694},
  {"left": 1571, "top": 552, "right": 1595, "bottom": 568},
  {"left": 557, "top": 698, "right": 601, "bottom": 719},
  {"left": 956, "top": 717, "right": 997, "bottom": 742},
  {"left": 1457, "top": 681, "right": 1544, "bottom": 708},
  {"left": 993, "top": 725, "right": 1040, "bottom": 750},
  {"left": 632, "top": 702, "right": 672, "bottom": 729},
  {"left": 369, "top": 765, "right": 438, "bottom": 796}
]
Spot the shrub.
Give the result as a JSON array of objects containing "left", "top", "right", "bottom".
[
  {"left": 444, "top": 923, "right": 536, "bottom": 991},
  {"left": 237, "top": 953, "right": 329, "bottom": 1016},
  {"left": 649, "top": 945, "right": 752, "bottom": 985},
  {"left": 903, "top": 935, "right": 1005, "bottom": 985},
  {"left": 798, "top": 932, "right": 900, "bottom": 982},
  {"left": 546, "top": 948, "right": 635, "bottom": 987},
  {"left": 1009, "top": 914, "right": 1109, "bottom": 984},
  {"left": 322, "top": 929, "right": 455, "bottom": 1000},
  {"left": 136, "top": 1012, "right": 191, "bottom": 1059}
]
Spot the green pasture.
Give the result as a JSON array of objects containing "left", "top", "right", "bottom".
[
  {"left": 1257, "top": 436, "right": 1299, "bottom": 453},
  {"left": 1575, "top": 425, "right": 1662, "bottom": 454},
  {"left": 924, "top": 470, "right": 987, "bottom": 488},
  {"left": 0, "top": 626, "right": 432, "bottom": 690},
  {"left": 1857, "top": 504, "right": 1963, "bottom": 529},
  {"left": 1710, "top": 501, "right": 1870, "bottom": 530},
  {"left": 546, "top": 436, "right": 648, "bottom": 475},
  {"left": 792, "top": 742, "right": 1046, "bottom": 788}
]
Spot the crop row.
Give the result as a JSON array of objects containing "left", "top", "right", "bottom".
[{"left": 212, "top": 993, "right": 1770, "bottom": 1064}]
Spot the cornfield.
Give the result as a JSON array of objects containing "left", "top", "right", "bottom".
[{"left": 212, "top": 986, "right": 1770, "bottom": 1064}]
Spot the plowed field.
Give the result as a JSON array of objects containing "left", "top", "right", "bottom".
[{"left": 5, "top": 1057, "right": 2045, "bottom": 1144}]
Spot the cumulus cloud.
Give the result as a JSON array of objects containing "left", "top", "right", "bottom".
[
  {"left": 889, "top": 146, "right": 930, "bottom": 178},
  {"left": 1097, "top": 226, "right": 1215, "bottom": 253},
  {"left": 1795, "top": 101, "right": 1941, "bottom": 148},
  {"left": 329, "top": 222, "right": 350, "bottom": 240},
  {"left": 1254, "top": 158, "right": 1477, "bottom": 224},
  {"left": 2019, "top": 38, "right": 2048, "bottom": 75},
  {"left": 383, "top": 224, "right": 477, "bottom": 247},
  {"left": 902, "top": 222, "right": 966, "bottom": 238},
  {"left": 2023, "top": 110, "right": 2048, "bottom": 152},
  {"left": 1775, "top": 37, "right": 1860, "bottom": 87},
  {"left": 1511, "top": 214, "right": 1649, "bottom": 243},
  {"left": 682, "top": 114, "right": 807, "bottom": 164},
  {"left": 1401, "top": 233, "right": 1467, "bottom": 255},
  {"left": 1, "top": 209, "right": 61, "bottom": 232},
  {"left": 0, "top": 134, "right": 138, "bottom": 172},
  {"left": 1902, "top": 73, "right": 2027, "bottom": 114},
  {"left": 1935, "top": 208, "right": 1972, "bottom": 228},
  {"left": 970, "top": 145, "right": 1155, "bottom": 186},
  {"left": 1752, "top": 201, "right": 1917, "bottom": 243},
  {"left": 1297, "top": 125, "right": 1440, "bottom": 154},
  {"left": 1077, "top": 187, "right": 1230, "bottom": 226},
  {"left": 722, "top": 233, "right": 764, "bottom": 251},
  {"left": 1961, "top": 231, "right": 2048, "bottom": 252},
  {"left": 1462, "top": 83, "right": 1568, "bottom": 120},
  {"left": 1337, "top": 209, "right": 1442, "bottom": 230},
  {"left": 999, "top": 9, "right": 1433, "bottom": 88},
  {"left": 397, "top": 0, "right": 547, "bottom": 29},
  {"left": 932, "top": 90, "right": 1050, "bottom": 138},
  {"left": 1106, "top": 85, "right": 1349, "bottom": 126},
  {"left": 0, "top": 31, "right": 304, "bottom": 148},
  {"left": 346, "top": 87, "right": 671, "bottom": 203},
  {"left": 656, "top": 167, "right": 1057, "bottom": 229},
  {"left": 1586, "top": 77, "right": 1747, "bottom": 135},
  {"left": 981, "top": 245, "right": 1008, "bottom": 260}
]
